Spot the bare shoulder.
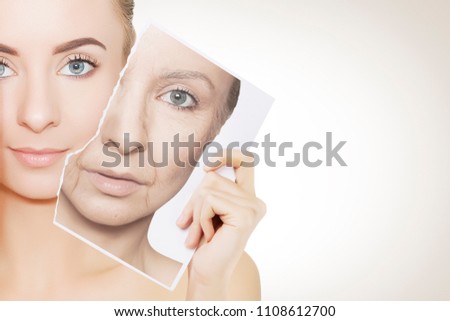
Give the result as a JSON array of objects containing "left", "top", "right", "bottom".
[
  {"left": 103, "top": 263, "right": 188, "bottom": 300},
  {"left": 108, "top": 252, "right": 260, "bottom": 300},
  {"left": 228, "top": 251, "right": 261, "bottom": 300}
]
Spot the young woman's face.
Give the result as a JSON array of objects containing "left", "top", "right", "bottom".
[
  {"left": 0, "top": 0, "right": 126, "bottom": 199},
  {"left": 61, "top": 27, "right": 235, "bottom": 226}
]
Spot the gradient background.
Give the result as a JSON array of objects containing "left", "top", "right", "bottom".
[{"left": 133, "top": 0, "right": 450, "bottom": 300}]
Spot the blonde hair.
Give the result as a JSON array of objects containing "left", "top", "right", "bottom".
[{"left": 113, "top": 0, "right": 136, "bottom": 57}]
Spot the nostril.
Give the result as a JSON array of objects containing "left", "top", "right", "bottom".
[
  {"left": 18, "top": 115, "right": 57, "bottom": 133},
  {"left": 129, "top": 144, "right": 145, "bottom": 153},
  {"left": 104, "top": 140, "right": 120, "bottom": 149},
  {"left": 18, "top": 94, "right": 61, "bottom": 133},
  {"left": 122, "top": 132, "right": 145, "bottom": 155}
]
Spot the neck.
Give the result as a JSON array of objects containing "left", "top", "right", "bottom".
[
  {"left": 56, "top": 191, "right": 153, "bottom": 267},
  {"left": 56, "top": 191, "right": 183, "bottom": 286},
  {"left": 0, "top": 184, "right": 116, "bottom": 293}
]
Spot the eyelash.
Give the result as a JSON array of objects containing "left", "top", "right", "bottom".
[
  {"left": 176, "top": 87, "right": 198, "bottom": 109},
  {"left": 160, "top": 86, "right": 200, "bottom": 111},
  {"left": 66, "top": 54, "right": 99, "bottom": 67},
  {"left": 0, "top": 57, "right": 10, "bottom": 68},
  {"left": 64, "top": 54, "right": 99, "bottom": 79},
  {"left": 1, "top": 55, "right": 100, "bottom": 80},
  {"left": 0, "top": 57, "right": 15, "bottom": 80}
]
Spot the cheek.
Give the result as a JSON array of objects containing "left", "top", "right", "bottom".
[
  {"left": 1, "top": 80, "right": 21, "bottom": 127},
  {"left": 0, "top": 124, "right": 3, "bottom": 183},
  {"left": 60, "top": 154, "right": 82, "bottom": 195},
  {"left": 58, "top": 73, "right": 121, "bottom": 149},
  {"left": 150, "top": 108, "right": 215, "bottom": 156},
  {"left": 144, "top": 121, "right": 206, "bottom": 199}
]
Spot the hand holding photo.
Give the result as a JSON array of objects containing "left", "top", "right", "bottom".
[{"left": 55, "top": 24, "right": 273, "bottom": 297}]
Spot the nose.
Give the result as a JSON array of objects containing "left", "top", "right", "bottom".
[
  {"left": 100, "top": 82, "right": 148, "bottom": 156},
  {"left": 17, "top": 73, "right": 61, "bottom": 133}
]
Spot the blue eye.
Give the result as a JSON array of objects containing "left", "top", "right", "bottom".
[
  {"left": 58, "top": 55, "right": 98, "bottom": 77},
  {"left": 0, "top": 60, "right": 15, "bottom": 78},
  {"left": 59, "top": 60, "right": 95, "bottom": 77},
  {"left": 160, "top": 89, "right": 197, "bottom": 109}
]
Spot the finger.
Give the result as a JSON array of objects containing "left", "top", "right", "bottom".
[
  {"left": 185, "top": 222, "right": 203, "bottom": 249},
  {"left": 205, "top": 189, "right": 266, "bottom": 228},
  {"left": 177, "top": 198, "right": 194, "bottom": 229},
  {"left": 200, "top": 197, "right": 216, "bottom": 242},
  {"left": 184, "top": 181, "right": 243, "bottom": 245},
  {"left": 184, "top": 191, "right": 205, "bottom": 248},
  {"left": 193, "top": 189, "right": 265, "bottom": 249},
  {"left": 204, "top": 148, "right": 253, "bottom": 170},
  {"left": 201, "top": 171, "right": 244, "bottom": 197},
  {"left": 204, "top": 149, "right": 255, "bottom": 195}
]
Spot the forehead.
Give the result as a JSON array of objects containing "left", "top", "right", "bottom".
[
  {"left": 0, "top": 0, "right": 122, "bottom": 53},
  {"left": 126, "top": 27, "right": 232, "bottom": 85}
]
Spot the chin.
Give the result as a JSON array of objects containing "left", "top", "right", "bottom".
[
  {"left": 2, "top": 154, "right": 67, "bottom": 200},
  {"left": 3, "top": 176, "right": 60, "bottom": 200},
  {"left": 68, "top": 192, "right": 150, "bottom": 227}
]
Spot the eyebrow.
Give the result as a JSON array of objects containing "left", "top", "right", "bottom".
[
  {"left": 162, "top": 70, "right": 215, "bottom": 90},
  {"left": 0, "top": 44, "right": 19, "bottom": 56},
  {"left": 53, "top": 37, "right": 106, "bottom": 54}
]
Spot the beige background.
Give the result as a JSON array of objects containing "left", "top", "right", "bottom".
[{"left": 133, "top": 0, "right": 450, "bottom": 300}]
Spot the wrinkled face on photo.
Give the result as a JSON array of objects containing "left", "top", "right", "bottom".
[{"left": 61, "top": 27, "right": 237, "bottom": 226}]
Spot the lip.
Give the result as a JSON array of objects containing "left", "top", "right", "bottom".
[
  {"left": 85, "top": 169, "right": 144, "bottom": 197},
  {"left": 9, "top": 147, "right": 69, "bottom": 168}
]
